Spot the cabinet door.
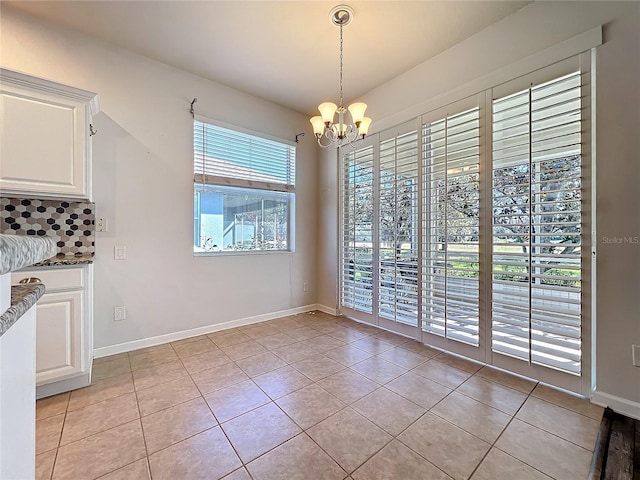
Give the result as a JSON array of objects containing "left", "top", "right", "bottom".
[
  {"left": 0, "top": 87, "right": 88, "bottom": 197},
  {"left": 0, "top": 69, "right": 98, "bottom": 199},
  {"left": 35, "top": 290, "right": 84, "bottom": 385}
]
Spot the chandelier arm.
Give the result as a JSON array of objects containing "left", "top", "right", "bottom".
[
  {"left": 316, "top": 134, "right": 334, "bottom": 148},
  {"left": 326, "top": 127, "right": 338, "bottom": 143},
  {"left": 345, "top": 124, "right": 356, "bottom": 140},
  {"left": 347, "top": 135, "right": 366, "bottom": 149}
]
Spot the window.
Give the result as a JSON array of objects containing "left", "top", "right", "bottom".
[
  {"left": 491, "top": 71, "right": 582, "bottom": 374},
  {"left": 378, "top": 130, "right": 419, "bottom": 325},
  {"left": 193, "top": 120, "right": 295, "bottom": 253},
  {"left": 340, "top": 56, "right": 590, "bottom": 392},
  {"left": 342, "top": 145, "right": 374, "bottom": 313},
  {"left": 422, "top": 106, "right": 481, "bottom": 345}
]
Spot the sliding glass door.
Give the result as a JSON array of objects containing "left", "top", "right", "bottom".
[
  {"left": 341, "top": 145, "right": 375, "bottom": 318},
  {"left": 339, "top": 55, "right": 591, "bottom": 393},
  {"left": 377, "top": 126, "right": 419, "bottom": 335},
  {"left": 489, "top": 60, "right": 589, "bottom": 392},
  {"left": 421, "top": 100, "right": 482, "bottom": 360}
]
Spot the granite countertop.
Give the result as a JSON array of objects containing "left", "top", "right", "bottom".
[
  {"left": 0, "top": 283, "right": 46, "bottom": 337},
  {"left": 0, "top": 234, "right": 57, "bottom": 275},
  {"left": 34, "top": 253, "right": 94, "bottom": 267}
]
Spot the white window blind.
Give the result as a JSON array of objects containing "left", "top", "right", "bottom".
[
  {"left": 491, "top": 71, "right": 582, "bottom": 375},
  {"left": 193, "top": 119, "right": 295, "bottom": 253},
  {"left": 194, "top": 120, "right": 295, "bottom": 192},
  {"left": 378, "top": 131, "right": 419, "bottom": 325},
  {"left": 342, "top": 146, "right": 374, "bottom": 313},
  {"left": 422, "top": 107, "right": 481, "bottom": 345}
]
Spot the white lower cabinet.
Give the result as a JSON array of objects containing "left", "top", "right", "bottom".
[
  {"left": 35, "top": 290, "right": 83, "bottom": 384},
  {"left": 0, "top": 305, "right": 36, "bottom": 480},
  {"left": 12, "top": 265, "right": 93, "bottom": 398}
]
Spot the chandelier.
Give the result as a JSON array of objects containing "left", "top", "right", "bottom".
[{"left": 310, "top": 5, "right": 372, "bottom": 149}]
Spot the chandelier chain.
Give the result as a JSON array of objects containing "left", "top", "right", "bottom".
[
  {"left": 310, "top": 5, "right": 370, "bottom": 149},
  {"left": 339, "top": 22, "right": 344, "bottom": 108}
]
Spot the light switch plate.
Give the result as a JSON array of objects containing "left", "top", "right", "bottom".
[
  {"left": 633, "top": 345, "right": 640, "bottom": 367},
  {"left": 96, "top": 217, "right": 107, "bottom": 232},
  {"left": 114, "top": 306, "right": 126, "bottom": 321},
  {"left": 114, "top": 246, "right": 127, "bottom": 260}
]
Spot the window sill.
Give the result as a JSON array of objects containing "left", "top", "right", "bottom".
[{"left": 193, "top": 250, "right": 294, "bottom": 257}]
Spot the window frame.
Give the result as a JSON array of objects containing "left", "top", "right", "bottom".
[
  {"left": 338, "top": 53, "right": 593, "bottom": 395},
  {"left": 193, "top": 117, "right": 296, "bottom": 255}
]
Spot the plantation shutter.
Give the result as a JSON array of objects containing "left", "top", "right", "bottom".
[
  {"left": 342, "top": 146, "right": 374, "bottom": 314},
  {"left": 422, "top": 107, "right": 481, "bottom": 345},
  {"left": 378, "top": 130, "right": 419, "bottom": 325},
  {"left": 193, "top": 119, "right": 296, "bottom": 192},
  {"left": 491, "top": 71, "right": 582, "bottom": 375}
]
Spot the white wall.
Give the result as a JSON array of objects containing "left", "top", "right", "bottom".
[
  {"left": 318, "top": 1, "right": 640, "bottom": 411},
  {"left": 0, "top": 6, "right": 318, "bottom": 349},
  {"left": 593, "top": 8, "right": 640, "bottom": 411}
]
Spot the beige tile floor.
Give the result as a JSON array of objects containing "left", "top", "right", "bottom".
[{"left": 35, "top": 311, "right": 604, "bottom": 480}]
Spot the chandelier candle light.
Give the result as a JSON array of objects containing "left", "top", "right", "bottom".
[{"left": 310, "top": 5, "right": 372, "bottom": 148}]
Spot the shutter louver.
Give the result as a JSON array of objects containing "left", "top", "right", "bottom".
[
  {"left": 342, "top": 146, "right": 374, "bottom": 313},
  {"left": 422, "top": 107, "right": 481, "bottom": 345},
  {"left": 491, "top": 72, "right": 582, "bottom": 375}
]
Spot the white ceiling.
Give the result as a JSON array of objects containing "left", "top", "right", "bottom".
[{"left": 5, "top": 1, "right": 530, "bottom": 116}]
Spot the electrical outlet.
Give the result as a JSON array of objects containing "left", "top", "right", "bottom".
[
  {"left": 114, "top": 246, "right": 127, "bottom": 260},
  {"left": 633, "top": 345, "right": 640, "bottom": 367},
  {"left": 114, "top": 306, "right": 127, "bottom": 321},
  {"left": 96, "top": 217, "right": 108, "bottom": 232},
  {"left": 303, "top": 282, "right": 309, "bottom": 292}
]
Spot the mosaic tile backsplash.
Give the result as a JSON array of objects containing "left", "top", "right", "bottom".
[{"left": 1, "top": 197, "right": 95, "bottom": 256}]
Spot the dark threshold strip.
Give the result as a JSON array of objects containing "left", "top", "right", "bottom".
[{"left": 589, "top": 407, "right": 639, "bottom": 480}]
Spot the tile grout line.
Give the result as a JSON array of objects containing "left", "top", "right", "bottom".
[
  {"left": 383, "top": 365, "right": 539, "bottom": 479},
  {"left": 287, "top": 326, "right": 427, "bottom": 475},
  {"left": 137, "top": 345, "right": 167, "bottom": 480},
  {"left": 493, "top": 378, "right": 602, "bottom": 451},
  {"left": 509, "top": 412, "right": 599, "bottom": 453},
  {"left": 133, "top": 339, "right": 249, "bottom": 478},
  {"left": 528, "top": 387, "right": 604, "bottom": 422},
  {"left": 203, "top": 324, "right": 356, "bottom": 477},
  {"left": 42, "top": 317, "right": 370, "bottom": 478},
  {"left": 63, "top": 372, "right": 135, "bottom": 414},
  {"left": 174, "top": 339, "right": 251, "bottom": 479},
  {"left": 434, "top": 368, "right": 528, "bottom": 416},
  {"left": 221, "top": 358, "right": 322, "bottom": 474},
  {"left": 310, "top": 418, "right": 392, "bottom": 477},
  {"left": 54, "top": 392, "right": 141, "bottom": 448},
  {"left": 52, "top": 356, "right": 142, "bottom": 479},
  {"left": 45, "top": 392, "right": 70, "bottom": 480},
  {"left": 464, "top": 380, "right": 559, "bottom": 480},
  {"left": 80, "top": 355, "right": 145, "bottom": 479},
  {"left": 384, "top": 377, "right": 461, "bottom": 479},
  {"left": 42, "top": 313, "right": 598, "bottom": 480},
  {"left": 332, "top": 377, "right": 455, "bottom": 479}
]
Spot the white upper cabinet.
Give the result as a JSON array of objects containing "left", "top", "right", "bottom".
[{"left": 0, "top": 69, "right": 99, "bottom": 199}]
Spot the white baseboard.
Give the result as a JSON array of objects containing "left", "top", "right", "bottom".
[
  {"left": 93, "top": 303, "right": 321, "bottom": 358},
  {"left": 591, "top": 390, "right": 640, "bottom": 420},
  {"left": 37, "top": 373, "right": 91, "bottom": 400},
  {"left": 315, "top": 304, "right": 339, "bottom": 316}
]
